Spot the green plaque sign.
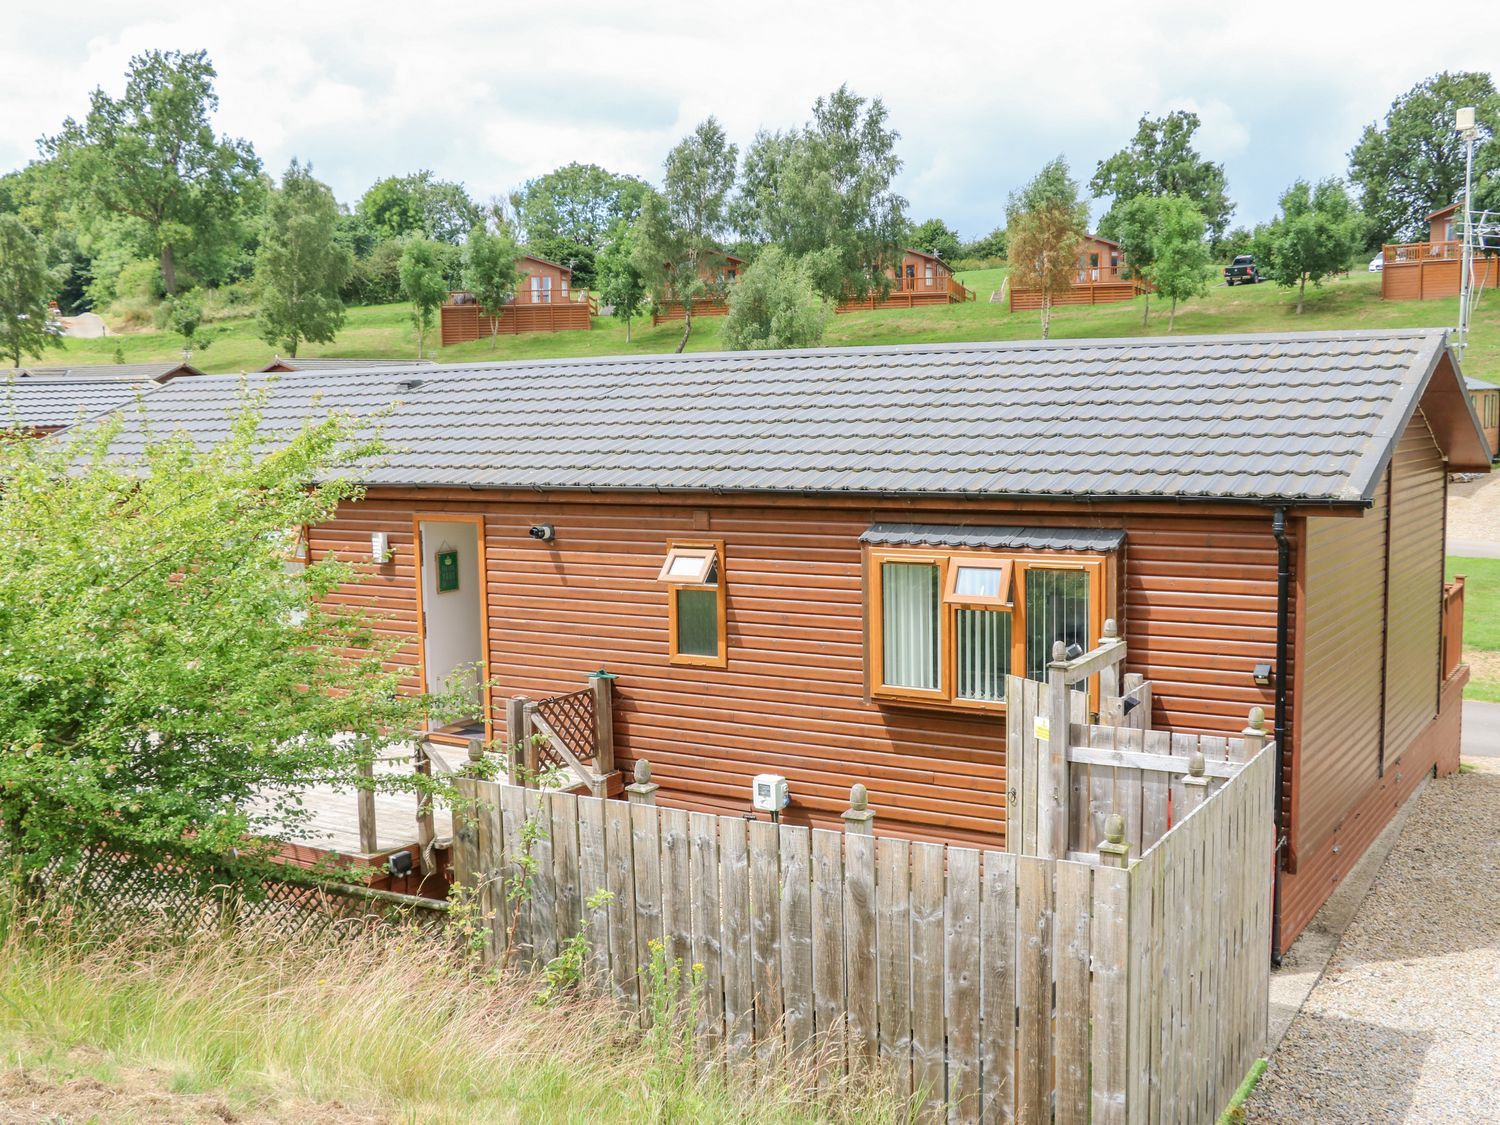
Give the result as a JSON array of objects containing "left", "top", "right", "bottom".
[{"left": 436, "top": 549, "right": 459, "bottom": 592}]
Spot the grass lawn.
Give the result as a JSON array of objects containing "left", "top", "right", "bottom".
[
  {"left": 27, "top": 269, "right": 1500, "bottom": 381},
  {"left": 1448, "top": 556, "right": 1500, "bottom": 703}
]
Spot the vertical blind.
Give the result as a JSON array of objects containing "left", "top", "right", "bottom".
[
  {"left": 1025, "top": 568, "right": 1091, "bottom": 680},
  {"left": 956, "top": 608, "right": 1010, "bottom": 700},
  {"left": 882, "top": 562, "right": 940, "bottom": 690}
]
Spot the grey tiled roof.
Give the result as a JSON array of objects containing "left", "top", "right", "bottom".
[
  {"left": 258, "top": 357, "right": 438, "bottom": 372},
  {"left": 861, "top": 525, "right": 1128, "bottom": 552},
  {"left": 1466, "top": 376, "right": 1497, "bottom": 392},
  {"left": 2, "top": 377, "right": 151, "bottom": 429},
  {"left": 84, "top": 330, "right": 1457, "bottom": 505},
  {"left": 20, "top": 362, "right": 203, "bottom": 382}
]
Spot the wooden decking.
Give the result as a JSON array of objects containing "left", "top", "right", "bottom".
[{"left": 249, "top": 784, "right": 454, "bottom": 856}]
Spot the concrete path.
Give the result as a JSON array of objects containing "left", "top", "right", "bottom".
[
  {"left": 1248, "top": 760, "right": 1500, "bottom": 1121},
  {"left": 1447, "top": 537, "right": 1500, "bottom": 560},
  {"left": 1462, "top": 699, "right": 1500, "bottom": 757}
]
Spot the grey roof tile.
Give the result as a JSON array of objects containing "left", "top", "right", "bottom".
[
  {"left": 2, "top": 377, "right": 153, "bottom": 429},
  {"left": 70, "top": 330, "right": 1459, "bottom": 506}
]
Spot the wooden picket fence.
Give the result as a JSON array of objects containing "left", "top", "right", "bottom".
[{"left": 450, "top": 743, "right": 1273, "bottom": 1123}]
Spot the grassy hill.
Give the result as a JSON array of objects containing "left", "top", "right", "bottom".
[{"left": 26, "top": 268, "right": 1500, "bottom": 383}]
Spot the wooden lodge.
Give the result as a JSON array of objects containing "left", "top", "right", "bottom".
[
  {"left": 649, "top": 251, "right": 746, "bottom": 324},
  {"left": 97, "top": 329, "right": 1490, "bottom": 950},
  {"left": 836, "top": 248, "right": 976, "bottom": 313},
  {"left": 440, "top": 254, "right": 596, "bottom": 344},
  {"left": 1381, "top": 203, "right": 1500, "bottom": 301},
  {"left": 1009, "top": 234, "right": 1147, "bottom": 311},
  {"left": 2, "top": 374, "right": 156, "bottom": 437}
]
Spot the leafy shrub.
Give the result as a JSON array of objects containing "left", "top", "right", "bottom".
[{"left": 722, "top": 247, "right": 832, "bottom": 351}]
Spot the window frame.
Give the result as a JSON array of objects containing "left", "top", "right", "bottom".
[
  {"left": 660, "top": 538, "right": 728, "bottom": 668},
  {"left": 866, "top": 546, "right": 1110, "bottom": 713}
]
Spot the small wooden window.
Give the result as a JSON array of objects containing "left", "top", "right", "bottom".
[
  {"left": 659, "top": 540, "right": 727, "bottom": 667},
  {"left": 868, "top": 547, "right": 1108, "bottom": 712}
]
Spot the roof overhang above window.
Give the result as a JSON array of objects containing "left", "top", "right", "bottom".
[{"left": 859, "top": 524, "right": 1126, "bottom": 554}]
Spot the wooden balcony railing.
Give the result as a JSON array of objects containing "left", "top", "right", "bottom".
[
  {"left": 1074, "top": 265, "right": 1127, "bottom": 284},
  {"left": 891, "top": 274, "right": 976, "bottom": 301},
  {"left": 1384, "top": 241, "right": 1462, "bottom": 264},
  {"left": 1442, "top": 575, "right": 1466, "bottom": 680},
  {"left": 447, "top": 289, "right": 599, "bottom": 314}
]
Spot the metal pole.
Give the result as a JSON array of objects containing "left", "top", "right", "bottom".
[{"left": 1458, "top": 116, "right": 1476, "bottom": 358}]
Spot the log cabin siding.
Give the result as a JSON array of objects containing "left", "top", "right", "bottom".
[
  {"left": 1294, "top": 472, "right": 1389, "bottom": 859},
  {"left": 309, "top": 491, "right": 1282, "bottom": 849},
  {"left": 1382, "top": 418, "right": 1446, "bottom": 756}
]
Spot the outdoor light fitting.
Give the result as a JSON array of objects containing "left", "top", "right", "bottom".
[{"left": 1253, "top": 663, "right": 1275, "bottom": 686}]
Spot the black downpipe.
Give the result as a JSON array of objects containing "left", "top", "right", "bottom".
[{"left": 1270, "top": 508, "right": 1292, "bottom": 965}]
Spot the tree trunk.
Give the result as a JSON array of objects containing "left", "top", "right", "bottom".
[
  {"left": 288, "top": 338, "right": 298, "bottom": 359},
  {"left": 625, "top": 315, "right": 632, "bottom": 343},
  {"left": 1296, "top": 275, "right": 1306, "bottom": 314},
  {"left": 1169, "top": 296, "right": 1178, "bottom": 332},
  {"left": 160, "top": 244, "right": 178, "bottom": 296},
  {"left": 1141, "top": 291, "right": 1150, "bottom": 327},
  {"left": 491, "top": 316, "right": 499, "bottom": 349},
  {"left": 1040, "top": 293, "right": 1052, "bottom": 340},
  {"left": 675, "top": 304, "right": 692, "bottom": 354}
]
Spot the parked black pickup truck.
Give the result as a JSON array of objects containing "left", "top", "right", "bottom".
[{"left": 1224, "top": 255, "right": 1263, "bottom": 285}]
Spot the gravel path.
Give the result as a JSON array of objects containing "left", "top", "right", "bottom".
[
  {"left": 1448, "top": 473, "right": 1500, "bottom": 549},
  {"left": 1246, "top": 761, "right": 1500, "bottom": 1122}
]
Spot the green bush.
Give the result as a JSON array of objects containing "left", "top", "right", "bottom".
[{"left": 722, "top": 247, "right": 832, "bottom": 352}]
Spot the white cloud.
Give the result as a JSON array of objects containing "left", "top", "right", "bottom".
[{"left": 0, "top": 0, "right": 1493, "bottom": 235}]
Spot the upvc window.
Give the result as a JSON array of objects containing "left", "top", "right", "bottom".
[
  {"left": 658, "top": 540, "right": 727, "bottom": 667},
  {"left": 868, "top": 548, "right": 1107, "bottom": 711}
]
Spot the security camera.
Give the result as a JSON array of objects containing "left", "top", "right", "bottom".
[{"left": 528, "top": 524, "right": 555, "bottom": 542}]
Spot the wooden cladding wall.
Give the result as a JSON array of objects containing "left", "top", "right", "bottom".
[
  {"left": 1294, "top": 474, "right": 1388, "bottom": 859},
  {"left": 1382, "top": 419, "right": 1446, "bottom": 756},
  {"left": 311, "top": 491, "right": 1282, "bottom": 850},
  {"left": 1009, "top": 282, "right": 1142, "bottom": 311},
  {"left": 1381, "top": 255, "right": 1498, "bottom": 301}
]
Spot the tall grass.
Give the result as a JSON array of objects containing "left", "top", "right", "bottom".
[{"left": 0, "top": 905, "right": 907, "bottom": 1122}]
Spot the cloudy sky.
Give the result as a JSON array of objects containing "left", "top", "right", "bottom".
[{"left": 2, "top": 1, "right": 1493, "bottom": 238}]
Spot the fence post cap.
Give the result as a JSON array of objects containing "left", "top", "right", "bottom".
[
  {"left": 1098, "top": 814, "right": 1131, "bottom": 867},
  {"left": 1105, "top": 813, "right": 1125, "bottom": 844},
  {"left": 843, "top": 782, "right": 876, "bottom": 831},
  {"left": 589, "top": 668, "right": 617, "bottom": 680},
  {"left": 1102, "top": 617, "right": 1119, "bottom": 641},
  {"left": 1050, "top": 640, "right": 1068, "bottom": 666},
  {"left": 1188, "top": 751, "right": 1206, "bottom": 777},
  {"left": 1247, "top": 706, "right": 1265, "bottom": 731},
  {"left": 466, "top": 737, "right": 484, "bottom": 763},
  {"left": 849, "top": 782, "right": 868, "bottom": 811},
  {"left": 634, "top": 759, "right": 651, "bottom": 784}
]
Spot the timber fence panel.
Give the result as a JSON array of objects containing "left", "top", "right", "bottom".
[
  {"left": 689, "top": 811, "right": 726, "bottom": 1048},
  {"left": 909, "top": 841, "right": 946, "bottom": 1120},
  {"left": 944, "top": 846, "right": 982, "bottom": 1124},
  {"left": 480, "top": 790, "right": 505, "bottom": 963},
  {"left": 720, "top": 815, "right": 754, "bottom": 1060},
  {"left": 779, "top": 823, "right": 815, "bottom": 1055},
  {"left": 449, "top": 768, "right": 1272, "bottom": 1124},
  {"left": 810, "top": 828, "right": 848, "bottom": 1068},
  {"left": 749, "top": 820, "right": 784, "bottom": 1061},
  {"left": 498, "top": 785, "right": 531, "bottom": 959}
]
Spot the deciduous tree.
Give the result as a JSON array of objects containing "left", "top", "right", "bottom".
[
  {"left": 907, "top": 218, "right": 961, "bottom": 261},
  {"left": 1144, "top": 196, "right": 1210, "bottom": 331},
  {"left": 632, "top": 118, "right": 738, "bottom": 353},
  {"left": 359, "top": 172, "right": 482, "bottom": 245},
  {"left": 1006, "top": 158, "right": 1089, "bottom": 339},
  {"left": 722, "top": 246, "right": 832, "bottom": 351},
  {"left": 0, "top": 398, "right": 442, "bottom": 891},
  {"left": 512, "top": 163, "right": 649, "bottom": 289},
  {"left": 595, "top": 220, "right": 647, "bottom": 343},
  {"left": 1252, "top": 179, "right": 1364, "bottom": 313},
  {"left": 399, "top": 238, "right": 451, "bottom": 357},
  {"left": 0, "top": 214, "right": 62, "bottom": 367},
  {"left": 1348, "top": 72, "right": 1499, "bottom": 245},
  {"left": 736, "top": 86, "right": 907, "bottom": 301},
  {"left": 255, "top": 161, "right": 353, "bottom": 358},
  {"left": 1112, "top": 194, "right": 1161, "bottom": 326},
  {"left": 1091, "top": 111, "right": 1233, "bottom": 249},
  {"left": 41, "top": 49, "right": 261, "bottom": 295},
  {"left": 461, "top": 221, "right": 522, "bottom": 348}
]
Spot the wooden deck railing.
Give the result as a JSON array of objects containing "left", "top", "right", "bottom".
[
  {"left": 1075, "top": 265, "right": 1127, "bottom": 284},
  {"left": 1384, "top": 240, "right": 1462, "bottom": 264},
  {"left": 1443, "top": 575, "right": 1466, "bottom": 680}
]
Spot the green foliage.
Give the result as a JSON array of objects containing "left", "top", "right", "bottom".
[
  {"left": 537, "top": 888, "right": 615, "bottom": 1004},
  {"left": 1006, "top": 157, "right": 1090, "bottom": 338},
  {"left": 595, "top": 220, "right": 647, "bottom": 341},
  {"left": 1091, "top": 111, "right": 1233, "bottom": 248},
  {"left": 461, "top": 221, "right": 523, "bottom": 347},
  {"left": 344, "top": 237, "right": 406, "bottom": 306},
  {"left": 963, "top": 226, "right": 1008, "bottom": 261},
  {"left": 736, "top": 85, "right": 907, "bottom": 302},
  {"left": 358, "top": 171, "right": 481, "bottom": 245},
  {"left": 1144, "top": 196, "right": 1211, "bottom": 331},
  {"left": 722, "top": 246, "right": 832, "bottom": 351},
  {"left": 254, "top": 161, "right": 352, "bottom": 358},
  {"left": 1349, "top": 72, "right": 1499, "bottom": 245},
  {"left": 0, "top": 214, "right": 63, "bottom": 367},
  {"left": 907, "top": 218, "right": 961, "bottom": 261},
  {"left": 632, "top": 118, "right": 738, "bottom": 352},
  {"left": 153, "top": 289, "right": 212, "bottom": 357},
  {"left": 512, "top": 163, "right": 649, "bottom": 289},
  {"left": 1252, "top": 179, "right": 1365, "bottom": 313},
  {"left": 40, "top": 49, "right": 262, "bottom": 295},
  {"left": 398, "top": 238, "right": 451, "bottom": 357},
  {"left": 0, "top": 399, "right": 440, "bottom": 890},
  {"left": 1221, "top": 225, "right": 1256, "bottom": 259}
]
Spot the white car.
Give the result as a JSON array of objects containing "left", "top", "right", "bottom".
[{"left": 1368, "top": 255, "right": 1384, "bottom": 273}]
